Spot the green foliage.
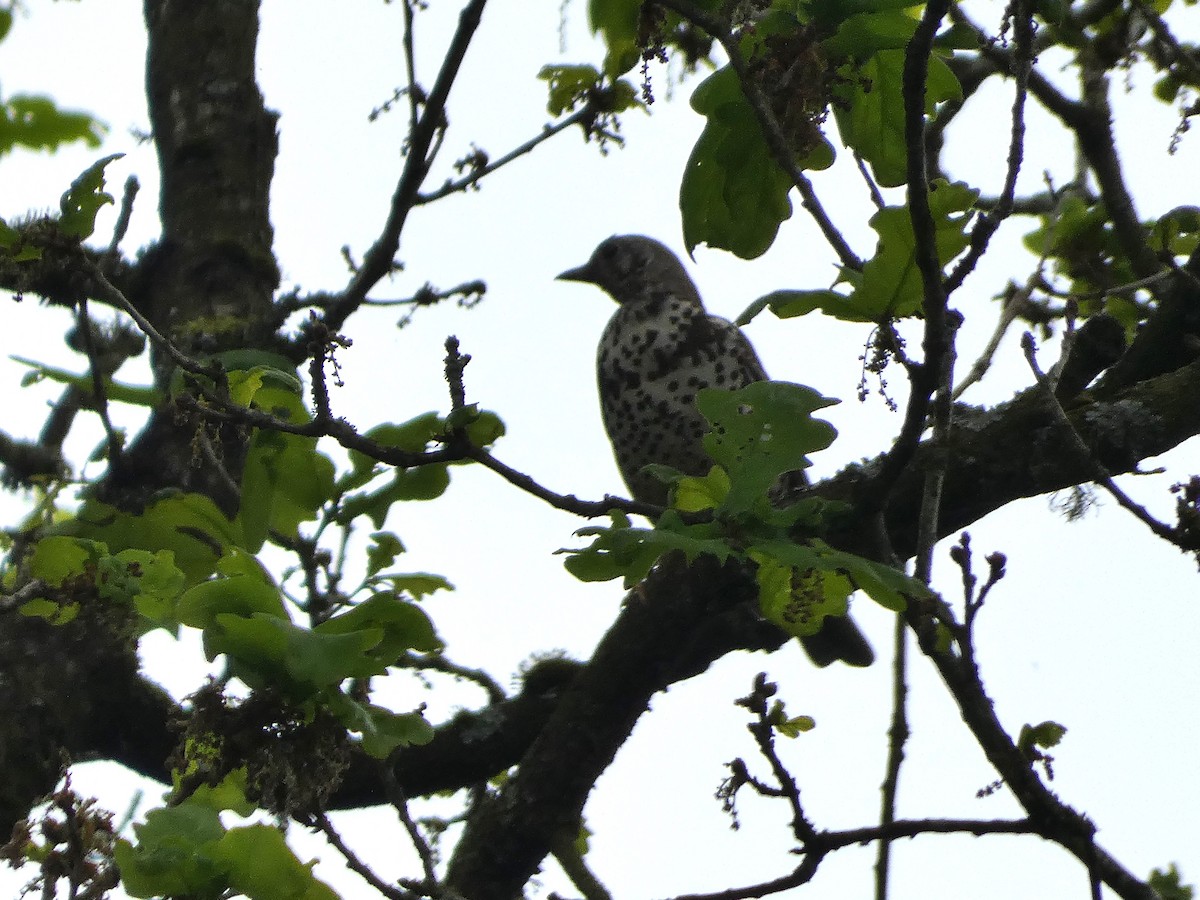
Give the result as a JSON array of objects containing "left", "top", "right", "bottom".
[
  {"left": 1017, "top": 720, "right": 1068, "bottom": 759},
  {"left": 1149, "top": 864, "right": 1195, "bottom": 900},
  {"left": 562, "top": 383, "right": 927, "bottom": 636},
  {"left": 680, "top": 65, "right": 821, "bottom": 259},
  {"left": 754, "top": 180, "right": 979, "bottom": 324},
  {"left": 586, "top": 0, "right": 642, "bottom": 77},
  {"left": 325, "top": 690, "right": 435, "bottom": 759},
  {"left": 115, "top": 800, "right": 339, "bottom": 900},
  {"left": 538, "top": 64, "right": 640, "bottom": 118},
  {"left": 20, "top": 398, "right": 443, "bottom": 758},
  {"left": 0, "top": 216, "right": 40, "bottom": 260},
  {"left": 697, "top": 380, "right": 837, "bottom": 514},
  {"left": 1024, "top": 199, "right": 1200, "bottom": 330},
  {"left": 1023, "top": 196, "right": 1134, "bottom": 298},
  {"left": 1150, "top": 206, "right": 1200, "bottom": 260},
  {"left": 59, "top": 153, "right": 124, "bottom": 238},
  {"left": 827, "top": 14, "right": 962, "bottom": 187},
  {"left": 13, "top": 354, "right": 162, "bottom": 407},
  {"left": 582, "top": 0, "right": 970, "bottom": 257},
  {"left": 27, "top": 534, "right": 97, "bottom": 586},
  {"left": 58, "top": 493, "right": 240, "bottom": 587},
  {"left": 233, "top": 364, "right": 334, "bottom": 552},
  {"left": 767, "top": 699, "right": 816, "bottom": 737},
  {"left": 177, "top": 548, "right": 438, "bottom": 757},
  {"left": 0, "top": 94, "right": 105, "bottom": 157},
  {"left": 674, "top": 2, "right": 964, "bottom": 256},
  {"left": 24, "top": 534, "right": 187, "bottom": 631},
  {"left": 369, "top": 570, "right": 454, "bottom": 600},
  {"left": 0, "top": 8, "right": 103, "bottom": 158},
  {"left": 99, "top": 549, "right": 188, "bottom": 626},
  {"left": 337, "top": 407, "right": 505, "bottom": 528},
  {"left": 12, "top": 328, "right": 475, "bottom": 756},
  {"left": 365, "top": 531, "right": 405, "bottom": 576},
  {"left": 562, "top": 508, "right": 735, "bottom": 587},
  {"left": 540, "top": 64, "right": 603, "bottom": 115}
]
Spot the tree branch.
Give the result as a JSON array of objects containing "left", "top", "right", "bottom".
[
  {"left": 325, "top": 0, "right": 489, "bottom": 332},
  {"left": 652, "top": 0, "right": 863, "bottom": 271}
]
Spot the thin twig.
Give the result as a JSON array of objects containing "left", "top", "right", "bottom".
[
  {"left": 1129, "top": 0, "right": 1200, "bottom": 85},
  {"left": 945, "top": 0, "right": 1033, "bottom": 294},
  {"left": 853, "top": 151, "right": 886, "bottom": 210},
  {"left": 327, "top": 0, "right": 490, "bottom": 332},
  {"left": 402, "top": 0, "right": 421, "bottom": 135},
  {"left": 857, "top": 0, "right": 954, "bottom": 516},
  {"left": 315, "top": 814, "right": 414, "bottom": 900},
  {"left": 195, "top": 428, "right": 242, "bottom": 502},
  {"left": 84, "top": 263, "right": 224, "bottom": 384},
  {"left": 417, "top": 108, "right": 596, "bottom": 203},
  {"left": 467, "top": 447, "right": 663, "bottom": 518},
  {"left": 550, "top": 832, "right": 614, "bottom": 900},
  {"left": 873, "top": 613, "right": 908, "bottom": 900},
  {"left": 952, "top": 264, "right": 1040, "bottom": 399},
  {"left": 444, "top": 336, "right": 469, "bottom": 413},
  {"left": 652, "top": 0, "right": 863, "bottom": 271},
  {"left": 0, "top": 579, "right": 53, "bottom": 614},
  {"left": 1020, "top": 332, "right": 1180, "bottom": 544},
  {"left": 900, "top": 582, "right": 1158, "bottom": 899},
  {"left": 74, "top": 301, "right": 125, "bottom": 476},
  {"left": 105, "top": 175, "right": 139, "bottom": 259},
  {"left": 668, "top": 819, "right": 1045, "bottom": 900},
  {"left": 950, "top": 6, "right": 1161, "bottom": 281},
  {"left": 738, "top": 674, "right": 817, "bottom": 843},
  {"left": 873, "top": 10, "right": 955, "bottom": 897},
  {"left": 393, "top": 653, "right": 507, "bottom": 705},
  {"left": 380, "top": 763, "right": 439, "bottom": 887}
]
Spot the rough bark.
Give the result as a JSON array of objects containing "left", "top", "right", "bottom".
[{"left": 0, "top": 0, "right": 278, "bottom": 831}]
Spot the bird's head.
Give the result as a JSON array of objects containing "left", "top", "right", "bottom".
[{"left": 557, "top": 235, "right": 702, "bottom": 306}]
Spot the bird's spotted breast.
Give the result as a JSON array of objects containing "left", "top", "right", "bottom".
[
  {"left": 597, "top": 297, "right": 764, "bottom": 505},
  {"left": 560, "top": 233, "right": 874, "bottom": 668}
]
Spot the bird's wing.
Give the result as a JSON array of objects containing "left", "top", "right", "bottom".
[{"left": 708, "top": 314, "right": 769, "bottom": 384}]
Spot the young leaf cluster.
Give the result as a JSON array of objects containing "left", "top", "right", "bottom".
[{"left": 562, "top": 382, "right": 924, "bottom": 643}]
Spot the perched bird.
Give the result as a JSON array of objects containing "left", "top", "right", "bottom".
[{"left": 558, "top": 234, "right": 873, "bottom": 668}]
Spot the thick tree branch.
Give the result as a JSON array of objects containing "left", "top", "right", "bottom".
[
  {"left": 861, "top": 0, "right": 953, "bottom": 520},
  {"left": 441, "top": 352, "right": 1200, "bottom": 897},
  {"left": 1, "top": 0, "right": 280, "bottom": 833}
]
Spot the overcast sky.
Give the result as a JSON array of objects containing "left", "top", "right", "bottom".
[{"left": 1, "top": 1, "right": 1198, "bottom": 897}]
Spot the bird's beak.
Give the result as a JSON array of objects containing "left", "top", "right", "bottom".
[{"left": 556, "top": 261, "right": 595, "bottom": 284}]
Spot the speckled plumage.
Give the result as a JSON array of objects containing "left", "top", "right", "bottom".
[
  {"left": 559, "top": 234, "right": 874, "bottom": 669},
  {"left": 559, "top": 235, "right": 768, "bottom": 506}
]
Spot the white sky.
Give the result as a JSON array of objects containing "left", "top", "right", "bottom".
[{"left": 1, "top": 1, "right": 1198, "bottom": 898}]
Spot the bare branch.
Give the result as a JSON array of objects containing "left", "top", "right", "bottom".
[
  {"left": 1021, "top": 331, "right": 1181, "bottom": 545},
  {"left": 950, "top": 6, "right": 1161, "bottom": 281},
  {"left": 326, "top": 0, "right": 490, "bottom": 332},
  {"left": 315, "top": 814, "right": 416, "bottom": 900},
  {"left": 380, "top": 764, "right": 440, "bottom": 890},
  {"left": 953, "top": 264, "right": 1040, "bottom": 400},
  {"left": 74, "top": 300, "right": 125, "bottom": 477},
  {"left": 104, "top": 175, "right": 139, "bottom": 260},
  {"left": 417, "top": 108, "right": 597, "bottom": 204},
  {"left": 858, "top": 0, "right": 954, "bottom": 518},
  {"left": 945, "top": 0, "right": 1033, "bottom": 294}
]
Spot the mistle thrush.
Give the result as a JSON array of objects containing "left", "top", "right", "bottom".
[{"left": 558, "top": 234, "right": 873, "bottom": 668}]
